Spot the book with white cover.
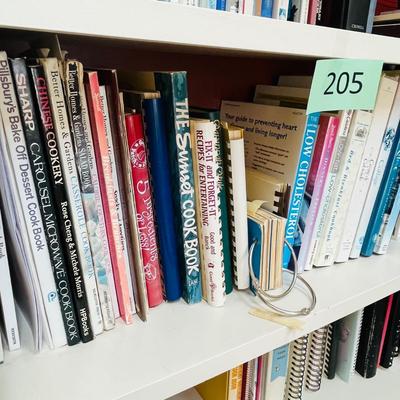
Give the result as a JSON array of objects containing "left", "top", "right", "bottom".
[
  {"left": 40, "top": 58, "right": 103, "bottom": 336},
  {"left": 344, "top": 75, "right": 400, "bottom": 260},
  {"left": 394, "top": 214, "right": 400, "bottom": 240},
  {"left": 99, "top": 86, "right": 136, "bottom": 315},
  {"left": 264, "top": 345, "right": 289, "bottom": 400},
  {"left": 0, "top": 53, "right": 66, "bottom": 349},
  {"left": 273, "top": 0, "right": 289, "bottom": 19},
  {"left": 222, "top": 123, "right": 249, "bottom": 290},
  {"left": 291, "top": 0, "right": 310, "bottom": 23},
  {"left": 0, "top": 207, "right": 20, "bottom": 351},
  {"left": 313, "top": 110, "right": 372, "bottom": 267}
]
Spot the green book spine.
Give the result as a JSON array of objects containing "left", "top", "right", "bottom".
[{"left": 154, "top": 72, "right": 202, "bottom": 304}]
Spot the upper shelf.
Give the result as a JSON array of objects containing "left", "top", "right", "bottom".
[
  {"left": 1, "top": 0, "right": 400, "bottom": 63},
  {"left": 1, "top": 242, "right": 400, "bottom": 400}
]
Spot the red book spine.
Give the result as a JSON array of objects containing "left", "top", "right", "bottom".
[
  {"left": 308, "top": 0, "right": 319, "bottom": 24},
  {"left": 85, "top": 71, "right": 133, "bottom": 323},
  {"left": 125, "top": 114, "right": 163, "bottom": 308}
]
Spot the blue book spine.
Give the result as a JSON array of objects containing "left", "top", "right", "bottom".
[
  {"left": 143, "top": 99, "right": 182, "bottom": 301},
  {"left": 362, "top": 127, "right": 400, "bottom": 256},
  {"left": 208, "top": 0, "right": 217, "bottom": 8},
  {"left": 261, "top": 0, "right": 273, "bottom": 17},
  {"left": 216, "top": 0, "right": 227, "bottom": 10},
  {"left": 154, "top": 72, "right": 202, "bottom": 304},
  {"left": 283, "top": 112, "right": 320, "bottom": 268},
  {"left": 271, "top": 344, "right": 289, "bottom": 381},
  {"left": 366, "top": 0, "right": 377, "bottom": 33}
]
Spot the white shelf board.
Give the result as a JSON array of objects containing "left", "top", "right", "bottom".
[
  {"left": 304, "top": 359, "right": 400, "bottom": 400},
  {"left": 1, "top": 242, "right": 400, "bottom": 400},
  {"left": 1, "top": 0, "right": 400, "bottom": 63}
]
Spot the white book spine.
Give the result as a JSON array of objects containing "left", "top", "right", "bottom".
[
  {"left": 41, "top": 58, "right": 103, "bottom": 335},
  {"left": 272, "top": 0, "right": 289, "bottom": 20},
  {"left": 192, "top": 120, "right": 225, "bottom": 306},
  {"left": 243, "top": 0, "right": 255, "bottom": 14},
  {"left": 0, "top": 54, "right": 66, "bottom": 348},
  {"left": 99, "top": 86, "right": 135, "bottom": 315},
  {"left": 225, "top": 136, "right": 249, "bottom": 289},
  {"left": 344, "top": 79, "right": 400, "bottom": 262},
  {"left": 292, "top": 0, "right": 309, "bottom": 23},
  {"left": 0, "top": 333, "right": 3, "bottom": 363},
  {"left": 0, "top": 208, "right": 20, "bottom": 351},
  {"left": 347, "top": 76, "right": 398, "bottom": 258},
  {"left": 314, "top": 110, "right": 372, "bottom": 267},
  {"left": 394, "top": 214, "right": 400, "bottom": 240},
  {"left": 305, "top": 110, "right": 353, "bottom": 270},
  {"left": 81, "top": 87, "right": 120, "bottom": 319}
]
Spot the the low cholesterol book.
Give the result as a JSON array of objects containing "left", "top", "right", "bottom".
[
  {"left": 220, "top": 101, "right": 319, "bottom": 268},
  {"left": 0, "top": 52, "right": 66, "bottom": 349},
  {"left": 11, "top": 58, "right": 80, "bottom": 345},
  {"left": 41, "top": 58, "right": 103, "bottom": 336}
]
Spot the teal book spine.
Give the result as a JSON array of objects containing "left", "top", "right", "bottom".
[{"left": 154, "top": 72, "right": 202, "bottom": 304}]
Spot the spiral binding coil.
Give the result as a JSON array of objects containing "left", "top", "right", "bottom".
[
  {"left": 323, "top": 324, "right": 333, "bottom": 378},
  {"left": 305, "top": 326, "right": 329, "bottom": 392},
  {"left": 284, "top": 335, "right": 309, "bottom": 400},
  {"left": 351, "top": 309, "right": 364, "bottom": 375}
]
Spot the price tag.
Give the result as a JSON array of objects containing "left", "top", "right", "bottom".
[{"left": 306, "top": 59, "right": 383, "bottom": 115}]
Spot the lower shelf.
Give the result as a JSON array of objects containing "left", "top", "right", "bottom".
[{"left": 1, "top": 243, "right": 400, "bottom": 400}]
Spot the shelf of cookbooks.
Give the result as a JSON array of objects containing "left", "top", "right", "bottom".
[{"left": 0, "top": 0, "right": 400, "bottom": 63}]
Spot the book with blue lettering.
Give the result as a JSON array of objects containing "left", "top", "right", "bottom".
[
  {"left": 154, "top": 72, "right": 202, "bottom": 304},
  {"left": 221, "top": 101, "right": 319, "bottom": 268},
  {"left": 142, "top": 97, "right": 183, "bottom": 301},
  {"left": 361, "top": 126, "right": 400, "bottom": 256},
  {"left": 263, "top": 345, "right": 289, "bottom": 400}
]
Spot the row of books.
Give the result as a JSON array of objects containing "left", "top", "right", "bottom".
[
  {"left": 161, "top": 0, "right": 383, "bottom": 33},
  {"left": 196, "top": 291, "right": 400, "bottom": 400},
  {"left": 1, "top": 43, "right": 400, "bottom": 360}
]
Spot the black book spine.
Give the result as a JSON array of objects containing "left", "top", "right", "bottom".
[
  {"left": 30, "top": 65, "right": 94, "bottom": 343},
  {"left": 325, "top": 320, "right": 341, "bottom": 379},
  {"left": 10, "top": 58, "right": 81, "bottom": 346},
  {"left": 381, "top": 292, "right": 400, "bottom": 368},
  {"left": 345, "top": 0, "right": 371, "bottom": 32}
]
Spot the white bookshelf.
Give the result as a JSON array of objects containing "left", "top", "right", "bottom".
[
  {"left": 1, "top": 3, "right": 400, "bottom": 400},
  {"left": 1, "top": 242, "right": 400, "bottom": 400}
]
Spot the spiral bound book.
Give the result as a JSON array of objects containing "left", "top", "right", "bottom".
[
  {"left": 336, "top": 309, "right": 364, "bottom": 382},
  {"left": 324, "top": 320, "right": 341, "bottom": 380},
  {"left": 284, "top": 334, "right": 309, "bottom": 400}
]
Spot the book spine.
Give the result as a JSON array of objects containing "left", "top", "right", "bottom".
[
  {"left": 350, "top": 76, "right": 398, "bottom": 258},
  {"left": 260, "top": 0, "right": 273, "bottom": 17},
  {"left": 283, "top": 112, "right": 319, "bottom": 268},
  {"left": 0, "top": 53, "right": 67, "bottom": 349},
  {"left": 125, "top": 113, "right": 164, "bottom": 307},
  {"left": 40, "top": 58, "right": 103, "bottom": 336},
  {"left": 84, "top": 71, "right": 132, "bottom": 323},
  {"left": 30, "top": 64, "right": 92, "bottom": 342},
  {"left": 291, "top": 0, "right": 309, "bottom": 23},
  {"left": 265, "top": 345, "right": 289, "bottom": 400},
  {"left": 272, "top": 0, "right": 289, "bottom": 20},
  {"left": 99, "top": 85, "right": 136, "bottom": 315},
  {"left": 298, "top": 116, "right": 339, "bottom": 272},
  {"left": 243, "top": 0, "right": 254, "bottom": 14},
  {"left": 216, "top": 0, "right": 226, "bottom": 10},
  {"left": 223, "top": 132, "right": 249, "bottom": 289},
  {"left": 228, "top": 364, "right": 243, "bottom": 400},
  {"left": 155, "top": 72, "right": 201, "bottom": 303},
  {"left": 191, "top": 119, "right": 225, "bottom": 306},
  {"left": 81, "top": 76, "right": 119, "bottom": 319},
  {"left": 314, "top": 110, "right": 372, "bottom": 267},
  {"left": 340, "top": 86, "right": 400, "bottom": 262},
  {"left": 12, "top": 58, "right": 81, "bottom": 346},
  {"left": 0, "top": 208, "right": 20, "bottom": 350},
  {"left": 65, "top": 62, "right": 115, "bottom": 330},
  {"left": 307, "top": 0, "right": 319, "bottom": 24}
]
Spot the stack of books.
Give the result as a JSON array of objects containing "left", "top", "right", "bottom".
[
  {"left": 197, "top": 289, "right": 400, "bottom": 400},
  {"left": 160, "top": 0, "right": 380, "bottom": 33}
]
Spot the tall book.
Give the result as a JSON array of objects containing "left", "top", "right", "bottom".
[
  {"left": 0, "top": 52, "right": 66, "bottom": 349},
  {"left": 308, "top": 0, "right": 319, "bottom": 24},
  {"left": 125, "top": 112, "right": 164, "bottom": 307},
  {"left": 273, "top": 0, "right": 289, "bottom": 19},
  {"left": 221, "top": 101, "right": 319, "bottom": 268},
  {"left": 263, "top": 345, "right": 289, "bottom": 400},
  {"left": 290, "top": 0, "right": 310, "bottom": 23},
  {"left": 40, "top": 58, "right": 103, "bottom": 336},
  {"left": 11, "top": 58, "right": 81, "bottom": 345},
  {"left": 0, "top": 207, "right": 20, "bottom": 351},
  {"left": 64, "top": 61, "right": 115, "bottom": 329},
  {"left": 84, "top": 71, "right": 133, "bottom": 323},
  {"left": 344, "top": 75, "right": 399, "bottom": 260},
  {"left": 191, "top": 118, "right": 226, "bottom": 306},
  {"left": 313, "top": 110, "right": 372, "bottom": 267},
  {"left": 222, "top": 122, "right": 249, "bottom": 290},
  {"left": 154, "top": 72, "right": 200, "bottom": 303},
  {"left": 297, "top": 115, "right": 340, "bottom": 272},
  {"left": 30, "top": 64, "right": 92, "bottom": 342}
]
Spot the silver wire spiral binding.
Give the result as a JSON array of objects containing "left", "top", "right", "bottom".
[
  {"left": 284, "top": 335, "right": 309, "bottom": 400},
  {"left": 305, "top": 326, "right": 329, "bottom": 391},
  {"left": 323, "top": 324, "right": 333, "bottom": 377},
  {"left": 248, "top": 238, "right": 316, "bottom": 317}
]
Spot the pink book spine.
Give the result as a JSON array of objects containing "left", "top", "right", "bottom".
[
  {"left": 298, "top": 116, "right": 340, "bottom": 272},
  {"left": 378, "top": 294, "right": 394, "bottom": 366},
  {"left": 307, "top": 0, "right": 319, "bottom": 24},
  {"left": 85, "top": 71, "right": 133, "bottom": 324},
  {"left": 255, "top": 356, "right": 263, "bottom": 400}
]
